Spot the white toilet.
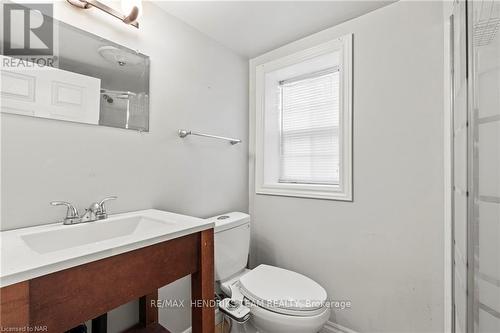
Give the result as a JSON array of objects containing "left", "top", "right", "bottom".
[{"left": 209, "top": 212, "right": 330, "bottom": 333}]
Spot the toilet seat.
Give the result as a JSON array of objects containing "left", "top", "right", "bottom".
[{"left": 239, "top": 264, "right": 328, "bottom": 317}]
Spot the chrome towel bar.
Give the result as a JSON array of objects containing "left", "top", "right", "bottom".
[{"left": 178, "top": 129, "right": 241, "bottom": 145}]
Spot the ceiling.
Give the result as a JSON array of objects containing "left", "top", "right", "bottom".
[{"left": 156, "top": 1, "right": 395, "bottom": 58}]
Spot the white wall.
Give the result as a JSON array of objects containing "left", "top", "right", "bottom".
[
  {"left": 249, "top": 1, "right": 445, "bottom": 332},
  {"left": 0, "top": 1, "right": 248, "bottom": 332}
]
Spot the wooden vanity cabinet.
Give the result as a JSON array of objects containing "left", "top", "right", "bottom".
[{"left": 0, "top": 229, "right": 215, "bottom": 333}]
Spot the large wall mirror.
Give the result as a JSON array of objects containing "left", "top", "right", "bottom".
[{"left": 0, "top": 14, "right": 150, "bottom": 132}]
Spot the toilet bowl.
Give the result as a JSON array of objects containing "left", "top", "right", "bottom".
[
  {"left": 209, "top": 213, "right": 330, "bottom": 333},
  {"left": 249, "top": 302, "right": 330, "bottom": 333}
]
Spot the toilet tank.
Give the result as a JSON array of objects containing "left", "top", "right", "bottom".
[{"left": 207, "top": 212, "right": 250, "bottom": 282}]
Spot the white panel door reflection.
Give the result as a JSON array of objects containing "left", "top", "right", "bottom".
[{"left": 0, "top": 55, "right": 101, "bottom": 124}]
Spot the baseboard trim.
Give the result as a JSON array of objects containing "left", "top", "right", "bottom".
[
  {"left": 181, "top": 320, "right": 357, "bottom": 333},
  {"left": 321, "top": 320, "right": 359, "bottom": 333}
]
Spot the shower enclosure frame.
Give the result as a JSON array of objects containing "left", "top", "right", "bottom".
[
  {"left": 466, "top": 1, "right": 476, "bottom": 332},
  {"left": 449, "top": 0, "right": 474, "bottom": 332},
  {"left": 450, "top": 0, "right": 500, "bottom": 332}
]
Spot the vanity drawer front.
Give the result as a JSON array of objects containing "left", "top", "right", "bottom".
[
  {"left": 0, "top": 281, "right": 30, "bottom": 328},
  {"left": 28, "top": 233, "right": 199, "bottom": 332}
]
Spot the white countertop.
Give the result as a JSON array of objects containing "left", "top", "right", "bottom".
[{"left": 0, "top": 209, "right": 214, "bottom": 288}]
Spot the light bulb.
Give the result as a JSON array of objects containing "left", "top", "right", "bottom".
[{"left": 121, "top": 0, "right": 142, "bottom": 24}]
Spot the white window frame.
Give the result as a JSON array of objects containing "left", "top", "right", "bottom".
[{"left": 254, "top": 34, "right": 353, "bottom": 201}]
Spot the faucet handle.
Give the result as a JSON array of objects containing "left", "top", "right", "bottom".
[
  {"left": 97, "top": 196, "right": 117, "bottom": 219},
  {"left": 50, "top": 201, "right": 79, "bottom": 220}
]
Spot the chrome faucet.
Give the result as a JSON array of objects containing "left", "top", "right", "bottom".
[
  {"left": 50, "top": 196, "right": 117, "bottom": 225},
  {"left": 49, "top": 201, "right": 81, "bottom": 225}
]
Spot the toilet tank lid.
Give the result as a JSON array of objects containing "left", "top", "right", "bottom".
[{"left": 206, "top": 212, "right": 250, "bottom": 233}]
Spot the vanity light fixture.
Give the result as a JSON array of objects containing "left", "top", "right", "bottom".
[{"left": 66, "top": 0, "right": 142, "bottom": 28}]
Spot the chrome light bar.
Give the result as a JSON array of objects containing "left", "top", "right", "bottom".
[{"left": 66, "top": 0, "right": 140, "bottom": 29}]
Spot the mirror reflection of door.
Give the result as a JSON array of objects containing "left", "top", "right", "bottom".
[
  {"left": 1, "top": 55, "right": 101, "bottom": 124},
  {"left": 0, "top": 11, "right": 150, "bottom": 132}
]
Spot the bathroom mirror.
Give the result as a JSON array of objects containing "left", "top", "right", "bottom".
[{"left": 0, "top": 18, "right": 150, "bottom": 132}]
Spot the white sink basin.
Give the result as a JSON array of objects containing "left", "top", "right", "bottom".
[
  {"left": 21, "top": 216, "right": 173, "bottom": 254},
  {"left": 0, "top": 209, "right": 214, "bottom": 288}
]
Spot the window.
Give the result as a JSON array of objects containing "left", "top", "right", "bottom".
[
  {"left": 253, "top": 35, "right": 352, "bottom": 200},
  {"left": 279, "top": 68, "right": 340, "bottom": 185}
]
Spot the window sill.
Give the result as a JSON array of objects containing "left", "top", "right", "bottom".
[{"left": 256, "top": 183, "right": 352, "bottom": 201}]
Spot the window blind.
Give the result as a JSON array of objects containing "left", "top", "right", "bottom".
[{"left": 279, "top": 68, "right": 340, "bottom": 185}]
